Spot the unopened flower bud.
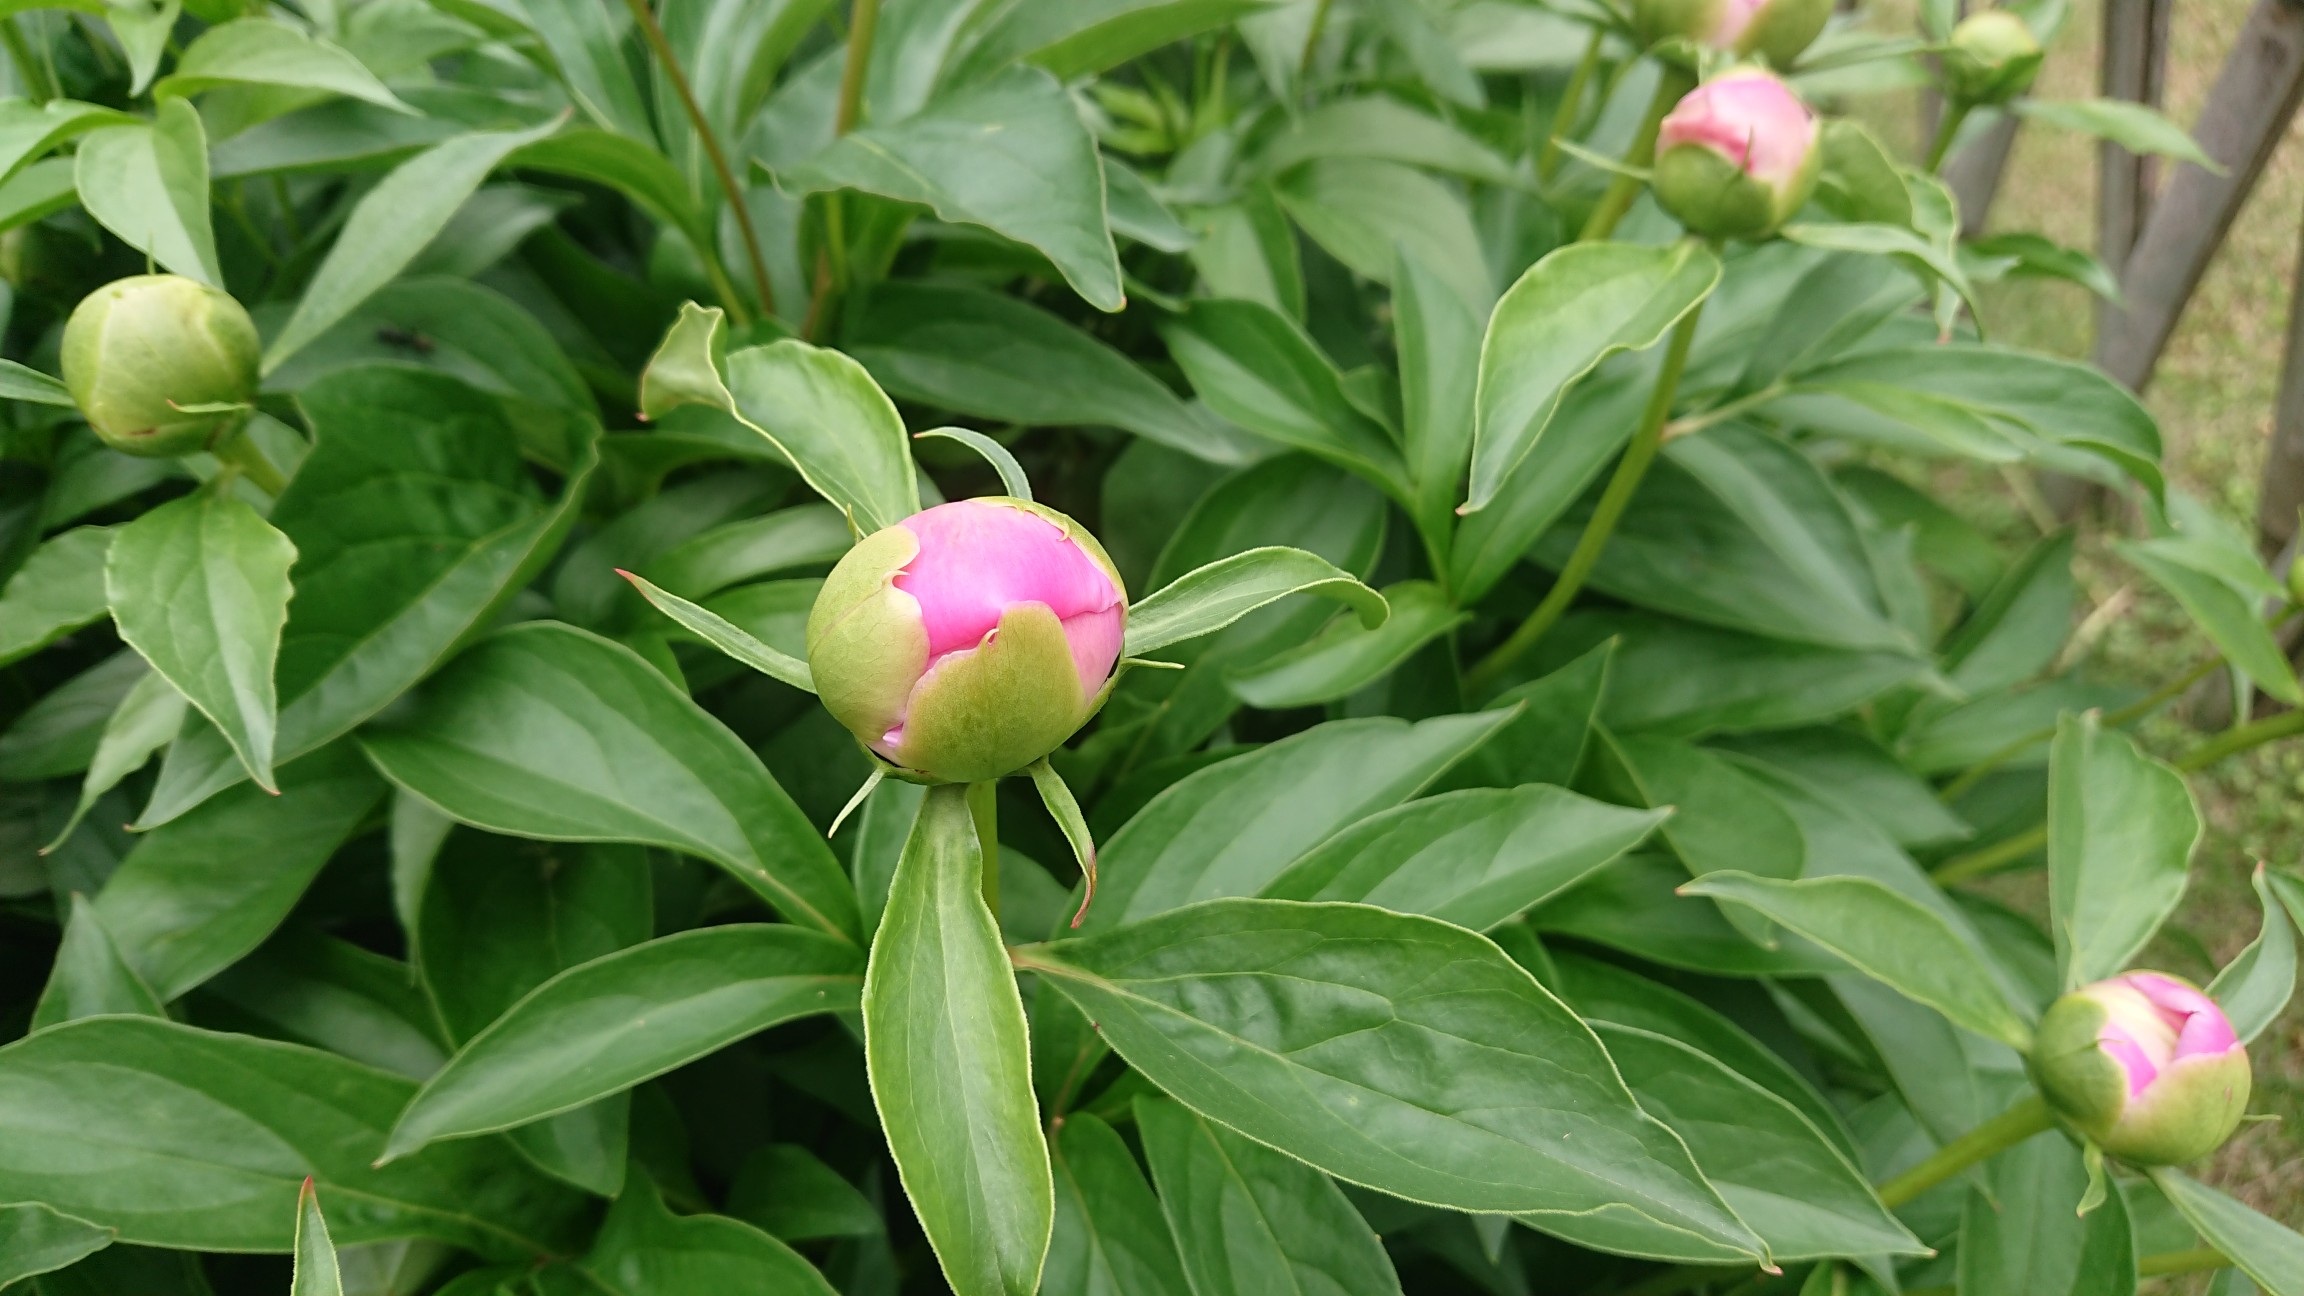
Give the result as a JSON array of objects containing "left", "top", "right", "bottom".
[
  {"left": 1632, "top": 0, "right": 1834, "bottom": 68},
  {"left": 1651, "top": 69, "right": 1821, "bottom": 240},
  {"left": 2029, "top": 972, "right": 2251, "bottom": 1166},
  {"left": 61, "top": 274, "right": 260, "bottom": 459},
  {"left": 806, "top": 498, "right": 1126, "bottom": 784},
  {"left": 1943, "top": 10, "right": 2043, "bottom": 107}
]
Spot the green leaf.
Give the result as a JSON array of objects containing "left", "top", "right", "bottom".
[
  {"left": 514, "top": 0, "right": 656, "bottom": 139},
  {"left": 1029, "top": 758, "right": 1097, "bottom": 927},
  {"left": 1533, "top": 855, "right": 1845, "bottom": 979},
  {"left": 73, "top": 98, "right": 219, "bottom": 285},
  {"left": 1257, "top": 94, "right": 1518, "bottom": 185},
  {"left": 642, "top": 307, "right": 921, "bottom": 533},
  {"left": 264, "top": 118, "right": 563, "bottom": 373},
  {"left": 1813, "top": 119, "right": 1913, "bottom": 226},
  {"left": 0, "top": 157, "right": 77, "bottom": 235},
  {"left": 0, "top": 355, "right": 73, "bottom": 405},
  {"left": 848, "top": 283, "right": 1261, "bottom": 465},
  {"left": 787, "top": 67, "right": 1122, "bottom": 311},
  {"left": 916, "top": 427, "right": 1032, "bottom": 498},
  {"left": 510, "top": 129, "right": 710, "bottom": 255},
  {"left": 620, "top": 569, "right": 816, "bottom": 689},
  {"left": 292, "top": 1179, "right": 343, "bottom": 1296},
  {"left": 728, "top": 1145, "right": 883, "bottom": 1243},
  {"left": 0, "top": 650, "right": 143, "bottom": 781},
  {"left": 1680, "top": 872, "right": 2034, "bottom": 1049},
  {"left": 31, "top": 893, "right": 166, "bottom": 1030},
  {"left": 1124, "top": 545, "right": 1388, "bottom": 658},
  {"left": 1716, "top": 727, "right": 1972, "bottom": 849},
  {"left": 93, "top": 742, "right": 385, "bottom": 999},
  {"left": 1157, "top": 298, "right": 1403, "bottom": 491},
  {"left": 386, "top": 924, "right": 862, "bottom": 1161},
  {"left": 1465, "top": 240, "right": 1720, "bottom": 513},
  {"left": 0, "top": 1204, "right": 113, "bottom": 1288},
  {"left": 2119, "top": 537, "right": 2302, "bottom": 704},
  {"left": 642, "top": 502, "right": 850, "bottom": 599},
  {"left": 0, "top": 98, "right": 130, "bottom": 186},
  {"left": 2147, "top": 1169, "right": 2304, "bottom": 1296},
  {"left": 0, "top": 1016, "right": 587, "bottom": 1256},
  {"left": 157, "top": 19, "right": 410, "bottom": 113},
  {"left": 1780, "top": 222, "right": 1982, "bottom": 323},
  {"left": 47, "top": 666, "right": 185, "bottom": 851},
  {"left": 138, "top": 367, "right": 597, "bottom": 827},
  {"left": 571, "top": 1175, "right": 839, "bottom": 1295},
  {"left": 203, "top": 929, "right": 451, "bottom": 1082},
  {"left": 864, "top": 783, "right": 1052, "bottom": 1296},
  {"left": 949, "top": 0, "right": 1275, "bottom": 82},
  {"left": 1941, "top": 529, "right": 2078, "bottom": 696},
  {"left": 1135, "top": 1096, "right": 1399, "bottom": 1296},
  {"left": 1018, "top": 900, "right": 1764, "bottom": 1261},
  {"left": 1595, "top": 1024, "right": 1924, "bottom": 1261},
  {"left": 1046, "top": 1112, "right": 1192, "bottom": 1296},
  {"left": 1394, "top": 242, "right": 1482, "bottom": 553},
  {"left": 2047, "top": 711, "right": 2202, "bottom": 988},
  {"left": 1968, "top": 231, "right": 2121, "bottom": 301},
  {"left": 2016, "top": 97, "right": 2216, "bottom": 168},
  {"left": 1272, "top": 157, "right": 1492, "bottom": 312},
  {"left": 1261, "top": 785, "right": 1665, "bottom": 931},
  {"left": 359, "top": 621, "right": 864, "bottom": 944},
  {"left": 1086, "top": 711, "right": 1511, "bottom": 930},
  {"left": 260, "top": 277, "right": 593, "bottom": 418},
  {"left": 1226, "top": 579, "right": 1466, "bottom": 709},
  {"left": 105, "top": 491, "right": 296, "bottom": 791},
  {"left": 1961, "top": 1129, "right": 2136, "bottom": 1296},
  {"left": 2211, "top": 867, "right": 2302, "bottom": 1044}
]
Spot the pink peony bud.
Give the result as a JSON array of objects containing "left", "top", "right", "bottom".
[
  {"left": 1650, "top": 69, "right": 1821, "bottom": 240},
  {"left": 1631, "top": 0, "right": 1832, "bottom": 67},
  {"left": 2029, "top": 972, "right": 2251, "bottom": 1166},
  {"left": 806, "top": 498, "right": 1125, "bottom": 784}
]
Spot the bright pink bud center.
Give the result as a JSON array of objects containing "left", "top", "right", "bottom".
[
  {"left": 2091, "top": 973, "right": 2240, "bottom": 1097},
  {"left": 1709, "top": 0, "right": 1767, "bottom": 47},
  {"left": 1657, "top": 71, "right": 1817, "bottom": 191},
  {"left": 895, "top": 499, "right": 1123, "bottom": 703}
]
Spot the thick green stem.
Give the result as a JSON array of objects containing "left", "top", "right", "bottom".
[
  {"left": 2176, "top": 704, "right": 2304, "bottom": 771},
  {"left": 1539, "top": 27, "right": 1607, "bottom": 182},
  {"left": 2137, "top": 1247, "right": 2230, "bottom": 1277},
  {"left": 1468, "top": 292, "right": 1705, "bottom": 693},
  {"left": 1579, "top": 63, "right": 1693, "bottom": 243},
  {"left": 1876, "top": 1095, "right": 2054, "bottom": 1209},
  {"left": 966, "top": 779, "right": 999, "bottom": 920},
  {"left": 622, "top": 0, "right": 775, "bottom": 321},
  {"left": 1925, "top": 101, "right": 1970, "bottom": 173},
  {"left": 1, "top": 19, "right": 54, "bottom": 102},
  {"left": 1937, "top": 654, "right": 2224, "bottom": 804},
  {"left": 833, "top": 0, "right": 882, "bottom": 135},
  {"left": 1932, "top": 823, "right": 2046, "bottom": 885},
  {"left": 213, "top": 424, "right": 288, "bottom": 497}
]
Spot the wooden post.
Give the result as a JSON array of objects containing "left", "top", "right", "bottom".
[
  {"left": 2097, "top": 0, "right": 2175, "bottom": 274},
  {"left": 2096, "top": 0, "right": 2304, "bottom": 393},
  {"left": 1947, "top": 114, "right": 2020, "bottom": 237},
  {"left": 2259, "top": 213, "right": 2304, "bottom": 553}
]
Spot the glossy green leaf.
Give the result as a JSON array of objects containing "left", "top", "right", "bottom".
[
  {"left": 1272, "top": 158, "right": 1491, "bottom": 311},
  {"left": 94, "top": 742, "right": 384, "bottom": 1000},
  {"left": 2016, "top": 97, "right": 2215, "bottom": 167},
  {"left": 641, "top": 503, "right": 848, "bottom": 599},
  {"left": 106, "top": 490, "right": 296, "bottom": 791},
  {"left": 787, "top": 67, "right": 1121, "bottom": 311},
  {"left": 47, "top": 667, "right": 184, "bottom": 850},
  {"left": 1019, "top": 900, "right": 1763, "bottom": 1261},
  {"left": 359, "top": 622, "right": 862, "bottom": 943},
  {"left": 259, "top": 277, "right": 592, "bottom": 417},
  {"left": 73, "top": 99, "right": 219, "bottom": 285},
  {"left": 2147, "top": 1169, "right": 2304, "bottom": 1296},
  {"left": 0, "top": 1016, "right": 587, "bottom": 1256},
  {"left": 292, "top": 1179, "right": 343, "bottom": 1296},
  {"left": 1394, "top": 242, "right": 1482, "bottom": 550},
  {"left": 1681, "top": 872, "right": 2034, "bottom": 1049},
  {"left": 570, "top": 1175, "right": 839, "bottom": 1295},
  {"left": 1124, "top": 546, "right": 1388, "bottom": 658},
  {"left": 157, "top": 19, "right": 409, "bottom": 112},
  {"left": 30, "top": 892, "right": 166, "bottom": 1030},
  {"left": 1046, "top": 1112, "right": 1192, "bottom": 1296},
  {"left": 0, "top": 1204, "right": 113, "bottom": 1288},
  {"left": 1262, "top": 785, "right": 1666, "bottom": 931},
  {"left": 1596, "top": 1024, "right": 1923, "bottom": 1261},
  {"left": 1158, "top": 298, "right": 1403, "bottom": 490},
  {"left": 621, "top": 569, "right": 815, "bottom": 689},
  {"left": 1226, "top": 579, "right": 1465, "bottom": 709},
  {"left": 387, "top": 924, "right": 862, "bottom": 1160},
  {"left": 0, "top": 156, "right": 77, "bottom": 234},
  {"left": 1961, "top": 1129, "right": 2136, "bottom": 1296},
  {"left": 1257, "top": 94, "right": 1517, "bottom": 184},
  {"left": 863, "top": 783, "right": 1052, "bottom": 1296},
  {"left": 2211, "top": 868, "right": 2304, "bottom": 1044},
  {"left": 1029, "top": 758, "right": 1097, "bottom": 927},
  {"left": 2119, "top": 537, "right": 2302, "bottom": 704},
  {"left": 515, "top": 0, "right": 656, "bottom": 139},
  {"left": 951, "top": 0, "right": 1274, "bottom": 82},
  {"left": 202, "top": 929, "right": 450, "bottom": 1082},
  {"left": 2047, "top": 711, "right": 2202, "bottom": 988},
  {"left": 138, "top": 367, "right": 596, "bottom": 826},
  {"left": 1136, "top": 1096, "right": 1398, "bottom": 1296},
  {"left": 1780, "top": 222, "right": 1980, "bottom": 322},
  {"left": 1466, "top": 240, "right": 1720, "bottom": 513},
  {"left": 1085, "top": 710, "right": 1511, "bottom": 930},
  {"left": 0, "top": 355, "right": 73, "bottom": 405},
  {"left": 0, "top": 651, "right": 144, "bottom": 781},
  {"left": 1716, "top": 727, "right": 1971, "bottom": 848},
  {"left": 0, "top": 98, "right": 130, "bottom": 185},
  {"left": 264, "top": 119, "right": 562, "bottom": 372},
  {"left": 848, "top": 281, "right": 1262, "bottom": 465},
  {"left": 728, "top": 1145, "right": 882, "bottom": 1243},
  {"left": 917, "top": 427, "right": 1032, "bottom": 498}
]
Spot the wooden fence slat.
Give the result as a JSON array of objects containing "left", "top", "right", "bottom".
[
  {"left": 2259, "top": 209, "right": 2304, "bottom": 551},
  {"left": 2097, "top": 0, "right": 2175, "bottom": 274}
]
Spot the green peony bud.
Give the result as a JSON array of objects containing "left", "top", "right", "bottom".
[
  {"left": 61, "top": 274, "right": 261, "bottom": 459},
  {"left": 2029, "top": 972, "right": 2251, "bottom": 1166},
  {"left": 1651, "top": 69, "right": 1822, "bottom": 241},
  {"left": 806, "top": 497, "right": 1126, "bottom": 785},
  {"left": 1631, "top": 0, "right": 1834, "bottom": 68},
  {"left": 1943, "top": 10, "right": 2043, "bottom": 107}
]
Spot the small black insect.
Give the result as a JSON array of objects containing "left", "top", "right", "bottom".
[{"left": 376, "top": 326, "right": 436, "bottom": 355}]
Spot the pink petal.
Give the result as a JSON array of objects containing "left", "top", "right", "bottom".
[
  {"left": 2128, "top": 972, "right": 2240, "bottom": 1060},
  {"left": 1061, "top": 605, "right": 1125, "bottom": 700},
  {"left": 896, "top": 500, "right": 1122, "bottom": 671},
  {"left": 1658, "top": 72, "right": 1818, "bottom": 189},
  {"left": 1711, "top": 0, "right": 1766, "bottom": 46}
]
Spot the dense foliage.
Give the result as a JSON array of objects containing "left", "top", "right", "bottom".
[{"left": 0, "top": 0, "right": 2300, "bottom": 1293}]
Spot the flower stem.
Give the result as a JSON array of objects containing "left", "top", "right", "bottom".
[
  {"left": 1931, "top": 823, "right": 2046, "bottom": 885},
  {"left": 2175, "top": 704, "right": 2304, "bottom": 771},
  {"left": 1580, "top": 63, "right": 1694, "bottom": 243},
  {"left": 1876, "top": 1094, "right": 2054, "bottom": 1209},
  {"left": 966, "top": 779, "right": 1000, "bottom": 920},
  {"left": 1937, "top": 654, "right": 2223, "bottom": 804},
  {"left": 622, "top": 0, "right": 775, "bottom": 321},
  {"left": 213, "top": 425, "right": 288, "bottom": 497},
  {"left": 1925, "top": 101, "right": 1970, "bottom": 173},
  {"left": 2137, "top": 1247, "right": 2230, "bottom": 1277},
  {"left": 1467, "top": 291, "right": 1706, "bottom": 693},
  {"left": 1539, "top": 27, "right": 1607, "bottom": 182},
  {"left": 834, "top": 0, "right": 882, "bottom": 135}
]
